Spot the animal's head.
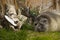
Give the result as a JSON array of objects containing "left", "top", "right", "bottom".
[{"left": 34, "top": 14, "right": 51, "bottom": 32}]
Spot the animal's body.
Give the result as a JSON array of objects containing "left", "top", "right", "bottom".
[{"left": 34, "top": 11, "right": 60, "bottom": 32}]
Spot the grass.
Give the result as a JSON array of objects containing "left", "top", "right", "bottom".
[
  {"left": 0, "top": 28, "right": 27, "bottom": 40},
  {"left": 0, "top": 23, "right": 60, "bottom": 40}
]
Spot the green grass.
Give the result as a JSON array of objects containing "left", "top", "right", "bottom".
[{"left": 0, "top": 23, "right": 60, "bottom": 40}]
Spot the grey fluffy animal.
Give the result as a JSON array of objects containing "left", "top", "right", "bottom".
[{"left": 34, "top": 11, "right": 60, "bottom": 32}]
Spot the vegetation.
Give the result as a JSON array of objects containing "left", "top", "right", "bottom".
[
  {"left": 0, "top": 0, "right": 60, "bottom": 40},
  {"left": 0, "top": 23, "right": 60, "bottom": 40}
]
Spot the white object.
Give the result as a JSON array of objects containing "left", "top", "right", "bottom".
[{"left": 5, "top": 15, "right": 17, "bottom": 26}]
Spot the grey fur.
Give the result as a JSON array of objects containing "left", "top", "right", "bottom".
[{"left": 34, "top": 11, "right": 60, "bottom": 32}]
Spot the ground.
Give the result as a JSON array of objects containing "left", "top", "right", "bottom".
[{"left": 0, "top": 23, "right": 60, "bottom": 40}]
